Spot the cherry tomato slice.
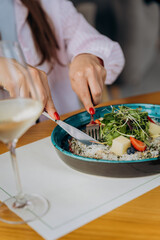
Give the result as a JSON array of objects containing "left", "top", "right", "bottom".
[
  {"left": 130, "top": 137, "right": 147, "bottom": 152},
  {"left": 94, "top": 119, "right": 101, "bottom": 125}
]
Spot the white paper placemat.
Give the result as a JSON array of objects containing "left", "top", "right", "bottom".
[{"left": 0, "top": 137, "right": 160, "bottom": 240}]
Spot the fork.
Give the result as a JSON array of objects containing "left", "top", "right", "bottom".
[
  {"left": 85, "top": 89, "right": 100, "bottom": 140},
  {"left": 86, "top": 113, "right": 100, "bottom": 140}
]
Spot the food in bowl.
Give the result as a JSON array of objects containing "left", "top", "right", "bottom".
[{"left": 69, "top": 106, "right": 160, "bottom": 161}]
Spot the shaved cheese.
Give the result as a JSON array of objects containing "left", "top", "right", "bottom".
[
  {"left": 149, "top": 122, "right": 160, "bottom": 137},
  {"left": 110, "top": 136, "right": 131, "bottom": 156}
]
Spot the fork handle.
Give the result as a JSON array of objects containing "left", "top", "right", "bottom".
[{"left": 90, "top": 114, "right": 94, "bottom": 123}]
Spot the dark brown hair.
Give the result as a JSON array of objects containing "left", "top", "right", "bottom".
[{"left": 20, "top": 0, "right": 61, "bottom": 70}]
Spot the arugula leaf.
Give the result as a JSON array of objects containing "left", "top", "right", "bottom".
[{"left": 99, "top": 106, "right": 150, "bottom": 146}]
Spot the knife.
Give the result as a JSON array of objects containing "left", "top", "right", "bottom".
[{"left": 42, "top": 112, "right": 100, "bottom": 145}]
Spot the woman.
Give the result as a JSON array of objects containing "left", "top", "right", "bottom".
[{"left": 1, "top": 0, "right": 125, "bottom": 120}]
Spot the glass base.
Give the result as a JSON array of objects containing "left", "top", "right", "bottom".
[{"left": 0, "top": 194, "right": 49, "bottom": 224}]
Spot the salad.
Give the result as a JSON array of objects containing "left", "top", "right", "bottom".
[
  {"left": 69, "top": 106, "right": 160, "bottom": 160},
  {"left": 99, "top": 106, "right": 150, "bottom": 144}
]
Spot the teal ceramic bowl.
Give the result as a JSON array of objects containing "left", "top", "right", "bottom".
[{"left": 51, "top": 104, "right": 160, "bottom": 177}]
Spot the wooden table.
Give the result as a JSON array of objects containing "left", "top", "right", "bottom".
[{"left": 0, "top": 91, "right": 160, "bottom": 240}]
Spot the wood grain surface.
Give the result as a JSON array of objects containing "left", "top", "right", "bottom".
[{"left": 0, "top": 91, "right": 160, "bottom": 240}]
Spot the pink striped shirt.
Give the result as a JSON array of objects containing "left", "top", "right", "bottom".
[{"left": 14, "top": 0, "right": 125, "bottom": 115}]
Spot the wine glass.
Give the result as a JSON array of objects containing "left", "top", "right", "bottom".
[{"left": 0, "top": 41, "right": 49, "bottom": 224}]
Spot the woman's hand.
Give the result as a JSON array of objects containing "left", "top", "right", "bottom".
[
  {"left": 28, "top": 65, "right": 60, "bottom": 119},
  {"left": 0, "top": 57, "right": 59, "bottom": 120},
  {"left": 69, "top": 53, "right": 107, "bottom": 113}
]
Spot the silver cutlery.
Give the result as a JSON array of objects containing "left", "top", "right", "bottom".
[
  {"left": 86, "top": 114, "right": 100, "bottom": 140},
  {"left": 42, "top": 112, "right": 100, "bottom": 145}
]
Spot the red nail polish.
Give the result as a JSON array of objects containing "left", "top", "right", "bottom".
[
  {"left": 97, "top": 57, "right": 104, "bottom": 67},
  {"left": 54, "top": 112, "right": 60, "bottom": 120},
  {"left": 89, "top": 107, "right": 95, "bottom": 115}
]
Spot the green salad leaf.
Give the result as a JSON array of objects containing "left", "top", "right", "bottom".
[{"left": 99, "top": 106, "right": 150, "bottom": 146}]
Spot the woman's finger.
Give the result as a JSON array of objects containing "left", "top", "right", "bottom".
[
  {"left": 38, "top": 70, "right": 58, "bottom": 119},
  {"left": 28, "top": 66, "right": 48, "bottom": 107},
  {"left": 11, "top": 60, "right": 35, "bottom": 98},
  {"left": 71, "top": 73, "right": 94, "bottom": 112},
  {"left": 86, "top": 68, "right": 103, "bottom": 105}
]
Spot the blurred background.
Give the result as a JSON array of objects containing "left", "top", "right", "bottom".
[{"left": 71, "top": 0, "right": 160, "bottom": 101}]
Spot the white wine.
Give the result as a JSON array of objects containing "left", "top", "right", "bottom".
[{"left": 0, "top": 98, "right": 43, "bottom": 143}]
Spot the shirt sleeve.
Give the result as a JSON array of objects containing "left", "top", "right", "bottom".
[{"left": 60, "top": 0, "right": 125, "bottom": 85}]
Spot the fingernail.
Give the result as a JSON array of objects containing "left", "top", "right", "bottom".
[
  {"left": 54, "top": 112, "right": 60, "bottom": 120},
  {"left": 89, "top": 107, "right": 95, "bottom": 115}
]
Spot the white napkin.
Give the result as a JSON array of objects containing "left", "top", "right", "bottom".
[{"left": 0, "top": 137, "right": 160, "bottom": 240}]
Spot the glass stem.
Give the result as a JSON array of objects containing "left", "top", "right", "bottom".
[{"left": 7, "top": 141, "right": 25, "bottom": 205}]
